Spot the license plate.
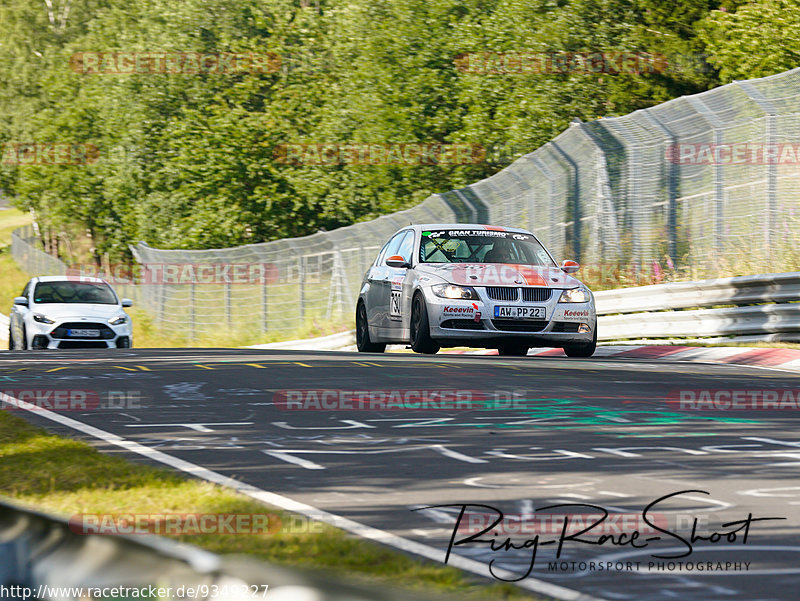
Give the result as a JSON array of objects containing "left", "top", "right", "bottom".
[
  {"left": 67, "top": 329, "right": 100, "bottom": 337},
  {"left": 494, "top": 306, "right": 545, "bottom": 319}
]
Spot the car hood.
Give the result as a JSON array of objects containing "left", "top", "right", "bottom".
[
  {"left": 415, "top": 263, "right": 583, "bottom": 288},
  {"left": 29, "top": 303, "right": 124, "bottom": 321}
]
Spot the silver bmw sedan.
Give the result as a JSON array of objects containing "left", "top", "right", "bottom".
[{"left": 356, "top": 224, "right": 597, "bottom": 356}]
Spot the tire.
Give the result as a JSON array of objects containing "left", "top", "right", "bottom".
[
  {"left": 563, "top": 329, "right": 597, "bottom": 358},
  {"left": 498, "top": 343, "right": 529, "bottom": 357},
  {"left": 356, "top": 301, "right": 385, "bottom": 353},
  {"left": 19, "top": 325, "right": 28, "bottom": 351},
  {"left": 7, "top": 326, "right": 13, "bottom": 351},
  {"left": 410, "top": 293, "right": 439, "bottom": 354}
]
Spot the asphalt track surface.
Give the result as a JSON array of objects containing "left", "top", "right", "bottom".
[{"left": 2, "top": 348, "right": 800, "bottom": 601}]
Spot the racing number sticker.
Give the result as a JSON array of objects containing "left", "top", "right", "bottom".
[{"left": 390, "top": 290, "right": 402, "bottom": 319}]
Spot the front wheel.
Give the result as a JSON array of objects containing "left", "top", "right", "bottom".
[
  {"left": 410, "top": 294, "right": 439, "bottom": 354},
  {"left": 356, "top": 301, "right": 385, "bottom": 353},
  {"left": 7, "top": 326, "right": 13, "bottom": 350},
  {"left": 563, "top": 329, "right": 596, "bottom": 358}
]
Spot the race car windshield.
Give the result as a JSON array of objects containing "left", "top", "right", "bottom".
[
  {"left": 419, "top": 230, "right": 556, "bottom": 266},
  {"left": 33, "top": 281, "right": 118, "bottom": 304}
]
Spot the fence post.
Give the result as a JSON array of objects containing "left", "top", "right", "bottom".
[
  {"left": 190, "top": 281, "right": 196, "bottom": 342},
  {"left": 640, "top": 109, "right": 679, "bottom": 267},
  {"left": 735, "top": 81, "right": 778, "bottom": 267},
  {"left": 532, "top": 157, "right": 560, "bottom": 257},
  {"left": 549, "top": 141, "right": 581, "bottom": 262},
  {"left": 573, "top": 119, "right": 621, "bottom": 262},
  {"left": 687, "top": 96, "right": 726, "bottom": 263},
  {"left": 225, "top": 280, "right": 232, "bottom": 329},
  {"left": 298, "top": 255, "right": 305, "bottom": 323},
  {"left": 261, "top": 275, "right": 268, "bottom": 332}
]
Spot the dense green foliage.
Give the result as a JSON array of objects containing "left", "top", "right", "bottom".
[{"left": 0, "top": 0, "right": 796, "bottom": 260}]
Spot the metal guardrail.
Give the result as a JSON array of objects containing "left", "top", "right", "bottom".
[
  {"left": 595, "top": 272, "right": 800, "bottom": 341},
  {"left": 0, "top": 499, "right": 448, "bottom": 601}
]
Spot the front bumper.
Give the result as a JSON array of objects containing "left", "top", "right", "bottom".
[
  {"left": 423, "top": 286, "right": 595, "bottom": 347},
  {"left": 27, "top": 319, "right": 133, "bottom": 350}
]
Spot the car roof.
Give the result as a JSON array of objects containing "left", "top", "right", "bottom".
[{"left": 400, "top": 224, "right": 535, "bottom": 234}]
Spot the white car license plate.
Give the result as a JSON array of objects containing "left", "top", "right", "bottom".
[
  {"left": 67, "top": 328, "right": 100, "bottom": 337},
  {"left": 494, "top": 306, "right": 545, "bottom": 319}
]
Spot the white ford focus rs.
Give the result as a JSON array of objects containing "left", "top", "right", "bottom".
[
  {"left": 356, "top": 224, "right": 596, "bottom": 356},
  {"left": 8, "top": 276, "right": 134, "bottom": 350}
]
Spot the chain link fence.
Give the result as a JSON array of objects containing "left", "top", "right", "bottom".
[{"left": 11, "top": 68, "right": 800, "bottom": 339}]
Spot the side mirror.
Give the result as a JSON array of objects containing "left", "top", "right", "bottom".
[
  {"left": 386, "top": 255, "right": 410, "bottom": 268},
  {"left": 561, "top": 260, "right": 580, "bottom": 274},
  {"left": 121, "top": 298, "right": 133, "bottom": 307},
  {"left": 13, "top": 296, "right": 28, "bottom": 306}
]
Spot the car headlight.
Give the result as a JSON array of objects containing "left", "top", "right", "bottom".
[
  {"left": 33, "top": 313, "right": 55, "bottom": 324},
  {"left": 431, "top": 284, "right": 479, "bottom": 300},
  {"left": 109, "top": 315, "right": 127, "bottom": 325},
  {"left": 559, "top": 287, "right": 591, "bottom": 303}
]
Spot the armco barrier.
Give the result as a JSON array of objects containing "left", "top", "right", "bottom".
[
  {"left": 0, "top": 499, "right": 449, "bottom": 601},
  {"left": 595, "top": 272, "right": 800, "bottom": 341}
]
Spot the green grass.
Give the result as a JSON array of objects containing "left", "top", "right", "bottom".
[
  {"left": 0, "top": 412, "right": 539, "bottom": 600},
  {"left": 0, "top": 207, "right": 31, "bottom": 247}
]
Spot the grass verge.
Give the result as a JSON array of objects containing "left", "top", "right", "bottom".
[{"left": 0, "top": 411, "right": 540, "bottom": 600}]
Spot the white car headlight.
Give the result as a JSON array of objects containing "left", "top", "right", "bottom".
[
  {"left": 559, "top": 287, "right": 591, "bottom": 303},
  {"left": 431, "top": 284, "right": 479, "bottom": 300},
  {"left": 109, "top": 315, "right": 127, "bottom": 325},
  {"left": 33, "top": 313, "right": 55, "bottom": 324}
]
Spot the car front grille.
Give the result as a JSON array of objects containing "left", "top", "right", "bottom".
[
  {"left": 51, "top": 322, "right": 116, "bottom": 340},
  {"left": 485, "top": 287, "right": 519, "bottom": 301},
  {"left": 57, "top": 341, "right": 110, "bottom": 349},
  {"left": 485, "top": 287, "right": 551, "bottom": 302},
  {"left": 521, "top": 287, "right": 552, "bottom": 302},
  {"left": 491, "top": 319, "right": 549, "bottom": 332}
]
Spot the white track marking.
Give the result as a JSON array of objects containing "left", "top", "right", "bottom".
[
  {"left": 124, "top": 422, "right": 253, "bottom": 432},
  {"left": 597, "top": 491, "right": 631, "bottom": 498},
  {"left": 429, "top": 444, "right": 488, "bottom": 463},
  {"left": 463, "top": 477, "right": 500, "bottom": 489},
  {"left": 262, "top": 450, "right": 325, "bottom": 470},
  {"left": 0, "top": 392, "right": 607, "bottom": 601}
]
